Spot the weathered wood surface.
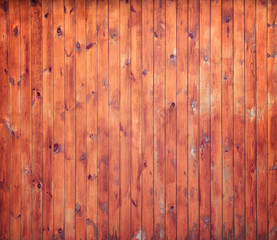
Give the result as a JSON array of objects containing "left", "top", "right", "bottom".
[{"left": 0, "top": 0, "right": 275, "bottom": 239}]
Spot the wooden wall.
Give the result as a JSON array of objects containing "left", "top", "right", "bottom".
[{"left": 0, "top": 0, "right": 276, "bottom": 239}]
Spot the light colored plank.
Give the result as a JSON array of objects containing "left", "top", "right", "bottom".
[
  {"left": 75, "top": 0, "right": 87, "bottom": 238},
  {"left": 20, "top": 0, "right": 32, "bottom": 238},
  {"left": 222, "top": 0, "right": 234, "bottom": 238},
  {"left": 64, "top": 0, "right": 76, "bottom": 238},
  {"left": 53, "top": 0, "right": 65, "bottom": 238},
  {"left": 108, "top": 0, "right": 120, "bottom": 238},
  {"left": 142, "top": 0, "right": 154, "bottom": 238},
  {"left": 165, "top": 0, "right": 177, "bottom": 239},
  {"left": 256, "top": 0, "right": 268, "bottom": 238},
  {"left": 210, "top": 0, "right": 222, "bottom": 238},
  {"left": 42, "top": 0, "right": 54, "bottom": 238},
  {"left": 154, "top": 0, "right": 166, "bottom": 238},
  {"left": 233, "top": 0, "right": 245, "bottom": 238},
  {"left": 199, "top": 0, "right": 211, "bottom": 238},
  {"left": 86, "top": 0, "right": 98, "bottom": 238},
  {"left": 131, "top": 0, "right": 142, "bottom": 238},
  {"left": 176, "top": 0, "right": 188, "bottom": 238},
  {"left": 119, "top": 0, "right": 131, "bottom": 238},
  {"left": 245, "top": 0, "right": 257, "bottom": 238},
  {"left": 188, "top": 0, "right": 200, "bottom": 238},
  {"left": 97, "top": 0, "right": 109, "bottom": 238}
]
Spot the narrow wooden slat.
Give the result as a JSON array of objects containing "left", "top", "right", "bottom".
[
  {"left": 9, "top": 0, "right": 21, "bottom": 238},
  {"left": 75, "top": 0, "right": 87, "bottom": 238},
  {"left": 256, "top": 0, "right": 267, "bottom": 238},
  {"left": 64, "top": 0, "right": 76, "bottom": 238},
  {"left": 20, "top": 0, "right": 32, "bottom": 238},
  {"left": 0, "top": 0, "right": 10, "bottom": 239},
  {"left": 176, "top": 0, "right": 188, "bottom": 239},
  {"left": 210, "top": 0, "right": 222, "bottom": 238},
  {"left": 268, "top": 0, "right": 277, "bottom": 239},
  {"left": 199, "top": 0, "right": 211, "bottom": 238},
  {"left": 165, "top": 0, "right": 177, "bottom": 239},
  {"left": 222, "top": 0, "right": 234, "bottom": 238},
  {"left": 131, "top": 0, "right": 142, "bottom": 238},
  {"left": 53, "top": 0, "right": 65, "bottom": 238},
  {"left": 31, "top": 0, "right": 43, "bottom": 238},
  {"left": 233, "top": 0, "right": 245, "bottom": 238},
  {"left": 97, "top": 0, "right": 109, "bottom": 238},
  {"left": 245, "top": 0, "right": 257, "bottom": 238},
  {"left": 42, "top": 0, "right": 54, "bottom": 238},
  {"left": 119, "top": 0, "right": 131, "bottom": 238},
  {"left": 154, "top": 0, "right": 166, "bottom": 238},
  {"left": 188, "top": 0, "right": 200, "bottom": 238},
  {"left": 108, "top": 0, "right": 120, "bottom": 238},
  {"left": 86, "top": 0, "right": 98, "bottom": 238},
  {"left": 142, "top": 0, "right": 154, "bottom": 238}
]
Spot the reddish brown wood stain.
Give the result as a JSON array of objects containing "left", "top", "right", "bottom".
[{"left": 0, "top": 0, "right": 276, "bottom": 239}]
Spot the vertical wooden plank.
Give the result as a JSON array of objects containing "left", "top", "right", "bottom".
[
  {"left": 222, "top": 0, "right": 234, "bottom": 238},
  {"left": 64, "top": 0, "right": 76, "bottom": 238},
  {"left": 42, "top": 0, "right": 53, "bottom": 238},
  {"left": 210, "top": 0, "right": 222, "bottom": 238},
  {"left": 142, "top": 0, "right": 154, "bottom": 238},
  {"left": 233, "top": 0, "right": 245, "bottom": 238},
  {"left": 176, "top": 1, "right": 188, "bottom": 239},
  {"left": 75, "top": 0, "right": 87, "bottom": 239},
  {"left": 188, "top": 0, "right": 200, "bottom": 238},
  {"left": 86, "top": 0, "right": 98, "bottom": 238},
  {"left": 119, "top": 0, "right": 131, "bottom": 238},
  {"left": 108, "top": 0, "right": 120, "bottom": 238},
  {"left": 199, "top": 0, "right": 211, "bottom": 238},
  {"left": 9, "top": 0, "right": 21, "bottom": 238},
  {"left": 165, "top": 0, "right": 177, "bottom": 239},
  {"left": 31, "top": 0, "right": 43, "bottom": 238},
  {"left": 267, "top": 0, "right": 277, "bottom": 239},
  {"left": 131, "top": 0, "right": 142, "bottom": 238},
  {"left": 0, "top": 0, "right": 10, "bottom": 239},
  {"left": 97, "top": 0, "right": 109, "bottom": 238},
  {"left": 20, "top": 0, "right": 32, "bottom": 238},
  {"left": 256, "top": 0, "right": 267, "bottom": 239},
  {"left": 53, "top": 0, "right": 65, "bottom": 238},
  {"left": 245, "top": 0, "right": 257, "bottom": 238},
  {"left": 154, "top": 0, "right": 165, "bottom": 238}
]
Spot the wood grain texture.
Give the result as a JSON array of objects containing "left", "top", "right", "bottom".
[
  {"left": 245, "top": 0, "right": 257, "bottom": 238},
  {"left": 20, "top": 0, "right": 32, "bottom": 238},
  {"left": 165, "top": 0, "right": 177, "bottom": 239},
  {"left": 86, "top": 0, "right": 97, "bottom": 238},
  {"left": 109, "top": 0, "right": 120, "bottom": 239},
  {"left": 131, "top": 0, "right": 142, "bottom": 238},
  {"left": 234, "top": 0, "right": 245, "bottom": 239},
  {"left": 199, "top": 0, "right": 211, "bottom": 238},
  {"left": 0, "top": 0, "right": 274, "bottom": 239},
  {"left": 64, "top": 0, "right": 76, "bottom": 238},
  {"left": 222, "top": 0, "right": 234, "bottom": 238},
  {"left": 97, "top": 0, "right": 109, "bottom": 238},
  {"left": 0, "top": 0, "right": 10, "bottom": 239},
  {"left": 188, "top": 0, "right": 200, "bottom": 238},
  {"left": 30, "top": 0, "right": 43, "bottom": 238},
  {"left": 142, "top": 0, "right": 154, "bottom": 239},
  {"left": 268, "top": 1, "right": 277, "bottom": 239},
  {"left": 154, "top": 0, "right": 165, "bottom": 239},
  {"left": 210, "top": 0, "right": 222, "bottom": 238},
  {"left": 75, "top": 0, "right": 87, "bottom": 239},
  {"left": 53, "top": 0, "right": 65, "bottom": 238},
  {"left": 42, "top": 0, "right": 54, "bottom": 238},
  {"left": 176, "top": 1, "right": 188, "bottom": 239}
]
